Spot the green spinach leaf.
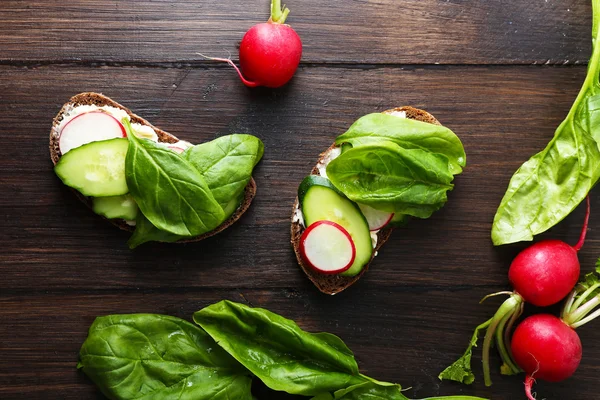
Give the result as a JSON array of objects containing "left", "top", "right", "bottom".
[
  {"left": 335, "top": 113, "right": 466, "bottom": 175},
  {"left": 311, "top": 381, "right": 409, "bottom": 400},
  {"left": 184, "top": 134, "right": 263, "bottom": 218},
  {"left": 124, "top": 120, "right": 225, "bottom": 237},
  {"left": 78, "top": 314, "right": 253, "bottom": 400},
  {"left": 491, "top": 0, "right": 600, "bottom": 245},
  {"left": 193, "top": 300, "right": 365, "bottom": 396},
  {"left": 127, "top": 213, "right": 182, "bottom": 249},
  {"left": 326, "top": 141, "right": 454, "bottom": 218}
]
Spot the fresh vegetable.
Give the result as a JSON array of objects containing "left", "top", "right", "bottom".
[
  {"left": 54, "top": 138, "right": 129, "bottom": 197},
  {"left": 357, "top": 203, "right": 394, "bottom": 231},
  {"left": 326, "top": 141, "right": 454, "bottom": 218},
  {"left": 59, "top": 111, "right": 126, "bottom": 154},
  {"left": 79, "top": 301, "right": 488, "bottom": 400},
  {"left": 78, "top": 313, "right": 253, "bottom": 400},
  {"left": 184, "top": 134, "right": 264, "bottom": 218},
  {"left": 194, "top": 301, "right": 487, "bottom": 400},
  {"left": 299, "top": 175, "right": 372, "bottom": 276},
  {"left": 124, "top": 119, "right": 226, "bottom": 237},
  {"left": 491, "top": 0, "right": 600, "bottom": 246},
  {"left": 300, "top": 220, "right": 356, "bottom": 274},
  {"left": 198, "top": 0, "right": 302, "bottom": 88},
  {"left": 440, "top": 197, "right": 590, "bottom": 386},
  {"left": 92, "top": 194, "right": 138, "bottom": 221},
  {"left": 335, "top": 113, "right": 466, "bottom": 175},
  {"left": 510, "top": 265, "right": 600, "bottom": 399},
  {"left": 511, "top": 314, "right": 582, "bottom": 398}
]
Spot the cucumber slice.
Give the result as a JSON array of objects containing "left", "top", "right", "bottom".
[
  {"left": 54, "top": 138, "right": 129, "bottom": 197},
  {"left": 299, "top": 175, "right": 372, "bottom": 276},
  {"left": 92, "top": 194, "right": 138, "bottom": 221}
]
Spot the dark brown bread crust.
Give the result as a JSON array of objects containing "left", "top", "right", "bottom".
[
  {"left": 291, "top": 106, "right": 441, "bottom": 295},
  {"left": 49, "top": 92, "right": 256, "bottom": 243}
]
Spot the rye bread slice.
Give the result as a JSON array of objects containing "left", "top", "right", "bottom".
[
  {"left": 291, "top": 106, "right": 441, "bottom": 295},
  {"left": 49, "top": 92, "right": 257, "bottom": 243}
]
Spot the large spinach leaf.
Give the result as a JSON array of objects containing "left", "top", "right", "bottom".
[
  {"left": 78, "top": 314, "right": 253, "bottom": 400},
  {"left": 491, "top": 0, "right": 600, "bottom": 245},
  {"left": 193, "top": 300, "right": 365, "bottom": 396},
  {"left": 326, "top": 141, "right": 454, "bottom": 218},
  {"left": 184, "top": 134, "right": 263, "bottom": 218},
  {"left": 335, "top": 113, "right": 466, "bottom": 175},
  {"left": 124, "top": 120, "right": 225, "bottom": 237}
]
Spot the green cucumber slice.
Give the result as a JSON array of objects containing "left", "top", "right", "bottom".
[
  {"left": 298, "top": 175, "right": 372, "bottom": 276},
  {"left": 54, "top": 138, "right": 129, "bottom": 197},
  {"left": 92, "top": 194, "right": 138, "bottom": 221}
]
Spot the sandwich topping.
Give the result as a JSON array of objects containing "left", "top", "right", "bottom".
[
  {"left": 52, "top": 96, "right": 263, "bottom": 249},
  {"left": 294, "top": 109, "right": 466, "bottom": 286}
]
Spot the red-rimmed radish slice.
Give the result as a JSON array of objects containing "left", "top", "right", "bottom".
[
  {"left": 59, "top": 111, "right": 126, "bottom": 154},
  {"left": 168, "top": 145, "right": 186, "bottom": 154},
  {"left": 300, "top": 220, "right": 356, "bottom": 275},
  {"left": 357, "top": 204, "right": 394, "bottom": 231}
]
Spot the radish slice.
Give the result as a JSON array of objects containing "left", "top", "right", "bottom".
[
  {"left": 59, "top": 111, "right": 126, "bottom": 154},
  {"left": 168, "top": 145, "right": 186, "bottom": 154},
  {"left": 357, "top": 204, "right": 394, "bottom": 231},
  {"left": 300, "top": 221, "right": 356, "bottom": 275}
]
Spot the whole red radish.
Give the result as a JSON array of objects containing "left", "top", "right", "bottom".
[
  {"left": 511, "top": 267, "right": 600, "bottom": 400},
  {"left": 199, "top": 0, "right": 302, "bottom": 88},
  {"left": 511, "top": 314, "right": 582, "bottom": 393},
  {"left": 508, "top": 198, "right": 590, "bottom": 307}
]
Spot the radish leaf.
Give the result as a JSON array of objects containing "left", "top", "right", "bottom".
[
  {"left": 492, "top": 0, "right": 600, "bottom": 245},
  {"left": 439, "top": 319, "right": 492, "bottom": 384}
]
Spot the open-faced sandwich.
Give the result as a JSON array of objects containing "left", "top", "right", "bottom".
[
  {"left": 291, "top": 107, "right": 466, "bottom": 294},
  {"left": 50, "top": 93, "right": 263, "bottom": 249}
]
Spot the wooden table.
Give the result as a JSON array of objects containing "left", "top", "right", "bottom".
[{"left": 1, "top": 1, "right": 598, "bottom": 399}]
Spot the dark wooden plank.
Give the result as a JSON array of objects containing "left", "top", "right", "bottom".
[
  {"left": 2, "top": 64, "right": 600, "bottom": 399},
  {"left": 1, "top": 65, "right": 598, "bottom": 292},
  {"left": 0, "top": 0, "right": 593, "bottom": 65},
  {"left": 2, "top": 290, "right": 599, "bottom": 400}
]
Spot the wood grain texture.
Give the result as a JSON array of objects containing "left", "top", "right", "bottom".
[
  {"left": 0, "top": 0, "right": 593, "bottom": 65},
  {"left": 2, "top": 291, "right": 600, "bottom": 400},
  {"left": 1, "top": 64, "right": 600, "bottom": 399}
]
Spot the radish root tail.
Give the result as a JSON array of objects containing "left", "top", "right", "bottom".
[
  {"left": 524, "top": 375, "right": 537, "bottom": 400},
  {"left": 196, "top": 53, "right": 260, "bottom": 88},
  {"left": 573, "top": 195, "right": 591, "bottom": 252}
]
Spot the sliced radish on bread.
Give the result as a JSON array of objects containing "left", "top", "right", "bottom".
[
  {"left": 300, "top": 220, "right": 356, "bottom": 275},
  {"left": 59, "top": 111, "right": 126, "bottom": 154},
  {"left": 357, "top": 203, "right": 394, "bottom": 231},
  {"left": 168, "top": 145, "right": 186, "bottom": 154}
]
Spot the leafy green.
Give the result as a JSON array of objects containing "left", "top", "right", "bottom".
[
  {"left": 193, "top": 300, "right": 365, "bottom": 396},
  {"left": 184, "top": 134, "right": 263, "bottom": 218},
  {"left": 335, "top": 113, "right": 466, "bottom": 175},
  {"left": 124, "top": 119, "right": 225, "bottom": 237},
  {"left": 78, "top": 314, "right": 253, "bottom": 400},
  {"left": 311, "top": 381, "right": 409, "bottom": 400},
  {"left": 326, "top": 141, "right": 454, "bottom": 218},
  {"left": 491, "top": 0, "right": 600, "bottom": 245},
  {"left": 127, "top": 213, "right": 182, "bottom": 249},
  {"left": 438, "top": 319, "right": 492, "bottom": 384}
]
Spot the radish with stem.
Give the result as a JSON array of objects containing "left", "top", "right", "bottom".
[
  {"left": 439, "top": 197, "right": 591, "bottom": 386},
  {"left": 198, "top": 0, "right": 302, "bottom": 88}
]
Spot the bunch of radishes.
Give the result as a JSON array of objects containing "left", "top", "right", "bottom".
[{"left": 442, "top": 197, "right": 600, "bottom": 399}]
